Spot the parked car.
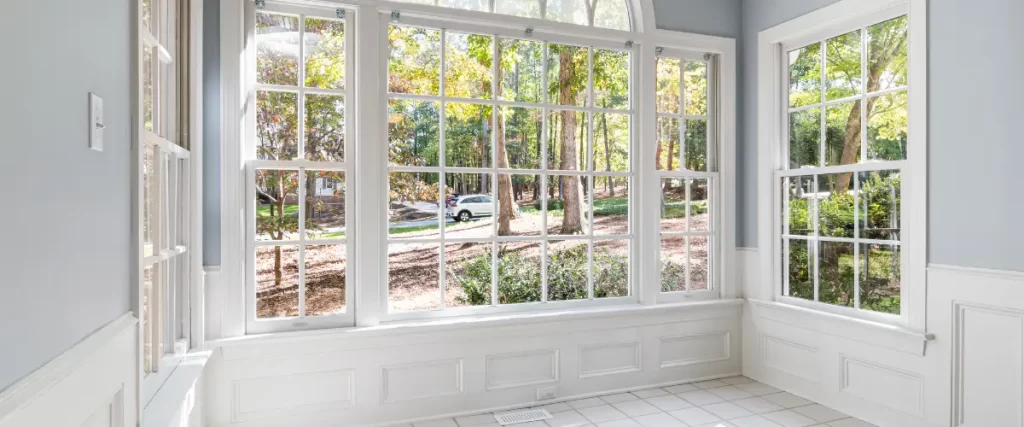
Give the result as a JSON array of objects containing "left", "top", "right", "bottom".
[{"left": 446, "top": 194, "right": 494, "bottom": 222}]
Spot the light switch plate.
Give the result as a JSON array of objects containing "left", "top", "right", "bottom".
[{"left": 89, "top": 92, "right": 104, "bottom": 152}]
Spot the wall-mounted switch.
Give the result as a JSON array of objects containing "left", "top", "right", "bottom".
[{"left": 89, "top": 93, "right": 104, "bottom": 152}]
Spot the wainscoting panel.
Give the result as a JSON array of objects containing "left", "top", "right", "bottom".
[
  {"left": 0, "top": 314, "right": 137, "bottom": 427},
  {"left": 205, "top": 302, "right": 743, "bottom": 427}
]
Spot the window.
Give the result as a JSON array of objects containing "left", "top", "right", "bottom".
[
  {"left": 385, "top": 19, "right": 633, "bottom": 318},
  {"left": 247, "top": 5, "right": 354, "bottom": 332},
  {"left": 777, "top": 13, "right": 908, "bottom": 316},
  {"left": 655, "top": 50, "right": 719, "bottom": 298},
  {"left": 388, "top": 0, "right": 632, "bottom": 31},
  {"left": 139, "top": 0, "right": 192, "bottom": 400}
]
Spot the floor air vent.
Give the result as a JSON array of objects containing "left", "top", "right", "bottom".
[{"left": 493, "top": 408, "right": 552, "bottom": 425}]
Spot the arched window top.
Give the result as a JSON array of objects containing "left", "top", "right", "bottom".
[{"left": 391, "top": 0, "right": 632, "bottom": 31}]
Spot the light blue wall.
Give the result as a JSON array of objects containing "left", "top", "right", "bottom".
[
  {"left": 653, "top": 0, "right": 741, "bottom": 38},
  {"left": 738, "top": 0, "right": 1024, "bottom": 272},
  {"left": 0, "top": 0, "right": 132, "bottom": 391}
]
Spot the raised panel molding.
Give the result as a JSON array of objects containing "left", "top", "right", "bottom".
[
  {"left": 231, "top": 370, "right": 354, "bottom": 422},
  {"left": 381, "top": 359, "right": 464, "bottom": 404},
  {"left": 660, "top": 332, "right": 731, "bottom": 368},
  {"left": 578, "top": 341, "right": 643, "bottom": 379},
  {"left": 952, "top": 302, "right": 1024, "bottom": 427},
  {"left": 761, "top": 335, "right": 819, "bottom": 383},
  {"left": 485, "top": 350, "right": 559, "bottom": 390},
  {"left": 840, "top": 355, "right": 923, "bottom": 416}
]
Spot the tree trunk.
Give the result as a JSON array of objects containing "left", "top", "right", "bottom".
[
  {"left": 602, "top": 101, "right": 614, "bottom": 196},
  {"left": 558, "top": 49, "right": 584, "bottom": 235},
  {"left": 495, "top": 43, "right": 520, "bottom": 236},
  {"left": 274, "top": 173, "right": 285, "bottom": 286}
]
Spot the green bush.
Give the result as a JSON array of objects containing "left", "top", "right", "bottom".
[{"left": 533, "top": 198, "right": 563, "bottom": 212}]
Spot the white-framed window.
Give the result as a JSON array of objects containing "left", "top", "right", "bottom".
[
  {"left": 767, "top": 4, "right": 916, "bottom": 322},
  {"left": 382, "top": 15, "right": 635, "bottom": 320},
  {"left": 387, "top": 0, "right": 632, "bottom": 31},
  {"left": 230, "top": 0, "right": 736, "bottom": 334},
  {"left": 246, "top": 3, "right": 355, "bottom": 333},
  {"left": 654, "top": 48, "right": 720, "bottom": 301},
  {"left": 139, "top": 0, "right": 192, "bottom": 401}
]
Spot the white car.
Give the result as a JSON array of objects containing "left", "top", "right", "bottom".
[{"left": 446, "top": 194, "right": 494, "bottom": 222}]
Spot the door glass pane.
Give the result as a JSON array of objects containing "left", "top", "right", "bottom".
[
  {"left": 256, "top": 13, "right": 299, "bottom": 86},
  {"left": 256, "top": 245, "right": 300, "bottom": 318},
  {"left": 304, "top": 17, "right": 345, "bottom": 89}
]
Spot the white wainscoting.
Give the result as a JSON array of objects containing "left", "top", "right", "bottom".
[
  {"left": 740, "top": 248, "right": 1024, "bottom": 427},
  {"left": 0, "top": 313, "right": 138, "bottom": 427},
  {"left": 205, "top": 302, "right": 743, "bottom": 427}
]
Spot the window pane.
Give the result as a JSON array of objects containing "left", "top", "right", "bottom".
[
  {"left": 498, "top": 241, "right": 543, "bottom": 304},
  {"left": 143, "top": 47, "right": 154, "bottom": 132},
  {"left": 547, "top": 43, "right": 588, "bottom": 106},
  {"left": 785, "top": 238, "right": 813, "bottom": 300},
  {"left": 868, "top": 16, "right": 908, "bottom": 91},
  {"left": 546, "top": 175, "right": 589, "bottom": 236},
  {"left": 305, "top": 93, "right": 344, "bottom": 162},
  {"left": 867, "top": 91, "right": 908, "bottom": 161},
  {"left": 688, "top": 236, "right": 711, "bottom": 291},
  {"left": 660, "top": 236, "right": 685, "bottom": 292},
  {"left": 256, "top": 13, "right": 299, "bottom": 86},
  {"left": 256, "top": 245, "right": 300, "bottom": 318},
  {"left": 788, "top": 43, "right": 821, "bottom": 108},
  {"left": 784, "top": 176, "right": 814, "bottom": 236},
  {"left": 445, "top": 103, "right": 492, "bottom": 168},
  {"left": 439, "top": 0, "right": 489, "bottom": 12},
  {"left": 593, "top": 49, "right": 629, "bottom": 110},
  {"left": 824, "top": 30, "right": 861, "bottom": 100},
  {"left": 819, "top": 241, "right": 854, "bottom": 307},
  {"left": 684, "top": 61, "right": 707, "bottom": 116},
  {"left": 656, "top": 57, "right": 680, "bottom": 114},
  {"left": 500, "top": 107, "right": 542, "bottom": 169},
  {"left": 547, "top": 110, "right": 587, "bottom": 170},
  {"left": 445, "top": 32, "right": 493, "bottom": 99},
  {"left": 660, "top": 178, "right": 685, "bottom": 232},
  {"left": 497, "top": 174, "right": 542, "bottom": 236},
  {"left": 594, "top": 177, "right": 627, "bottom": 235},
  {"left": 689, "top": 178, "right": 710, "bottom": 233},
  {"left": 594, "top": 239, "right": 629, "bottom": 297},
  {"left": 789, "top": 107, "right": 820, "bottom": 168},
  {"left": 389, "top": 172, "right": 441, "bottom": 239},
  {"left": 255, "top": 170, "right": 300, "bottom": 241},
  {"left": 548, "top": 240, "right": 590, "bottom": 301},
  {"left": 593, "top": 113, "right": 628, "bottom": 172},
  {"left": 142, "top": 0, "right": 152, "bottom": 33},
  {"left": 684, "top": 119, "right": 708, "bottom": 171},
  {"left": 498, "top": 39, "right": 543, "bottom": 103},
  {"left": 305, "top": 244, "right": 346, "bottom": 316},
  {"left": 388, "top": 25, "right": 441, "bottom": 95},
  {"left": 304, "top": 17, "right": 345, "bottom": 89},
  {"left": 817, "top": 173, "right": 855, "bottom": 238},
  {"left": 305, "top": 171, "right": 345, "bottom": 239},
  {"left": 388, "top": 243, "right": 440, "bottom": 312},
  {"left": 389, "top": 99, "right": 440, "bottom": 167},
  {"left": 143, "top": 147, "right": 155, "bottom": 255},
  {"left": 445, "top": 173, "right": 495, "bottom": 238},
  {"left": 445, "top": 242, "right": 491, "bottom": 307},
  {"left": 142, "top": 266, "right": 153, "bottom": 373},
  {"left": 656, "top": 116, "right": 680, "bottom": 171},
  {"left": 545, "top": 0, "right": 588, "bottom": 26},
  {"left": 824, "top": 101, "right": 861, "bottom": 166},
  {"left": 858, "top": 170, "right": 901, "bottom": 240},
  {"left": 860, "top": 244, "right": 901, "bottom": 314},
  {"left": 496, "top": 0, "right": 542, "bottom": 19},
  {"left": 593, "top": 0, "right": 630, "bottom": 30},
  {"left": 257, "top": 90, "right": 298, "bottom": 160}
]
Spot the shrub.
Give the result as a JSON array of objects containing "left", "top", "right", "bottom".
[{"left": 532, "top": 198, "right": 563, "bottom": 212}]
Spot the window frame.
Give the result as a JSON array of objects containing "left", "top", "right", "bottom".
[
  {"left": 221, "top": 0, "right": 737, "bottom": 336},
  {"left": 244, "top": 2, "right": 357, "bottom": 334},
  {"left": 756, "top": 0, "right": 927, "bottom": 329}
]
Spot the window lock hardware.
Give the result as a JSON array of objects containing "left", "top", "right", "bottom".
[
  {"left": 625, "top": 40, "right": 634, "bottom": 49},
  {"left": 391, "top": 11, "right": 401, "bottom": 22},
  {"left": 336, "top": 9, "right": 345, "bottom": 19},
  {"left": 255, "top": 0, "right": 265, "bottom": 9},
  {"left": 655, "top": 47, "right": 664, "bottom": 56},
  {"left": 525, "top": 27, "right": 534, "bottom": 37}
]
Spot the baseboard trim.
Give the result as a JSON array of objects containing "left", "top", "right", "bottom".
[{"left": 0, "top": 312, "right": 137, "bottom": 425}]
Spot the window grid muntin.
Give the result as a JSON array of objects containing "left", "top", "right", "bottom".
[
  {"left": 249, "top": 8, "right": 354, "bottom": 324},
  {"left": 385, "top": 19, "right": 634, "bottom": 314},
  {"left": 656, "top": 53, "right": 718, "bottom": 294},
  {"left": 779, "top": 15, "right": 908, "bottom": 314},
  {"left": 389, "top": 0, "right": 633, "bottom": 31}
]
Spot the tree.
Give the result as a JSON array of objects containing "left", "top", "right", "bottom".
[{"left": 551, "top": 44, "right": 587, "bottom": 235}]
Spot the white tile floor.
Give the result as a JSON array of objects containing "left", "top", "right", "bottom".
[{"left": 399, "top": 377, "right": 876, "bottom": 427}]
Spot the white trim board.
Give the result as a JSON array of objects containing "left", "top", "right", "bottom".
[{"left": 0, "top": 313, "right": 138, "bottom": 427}]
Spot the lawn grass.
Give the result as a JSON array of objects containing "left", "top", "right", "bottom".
[{"left": 257, "top": 204, "right": 299, "bottom": 217}]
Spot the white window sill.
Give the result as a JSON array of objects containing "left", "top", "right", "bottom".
[
  {"left": 143, "top": 350, "right": 213, "bottom": 427},
  {"left": 207, "top": 299, "right": 745, "bottom": 349},
  {"left": 747, "top": 299, "right": 933, "bottom": 356}
]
